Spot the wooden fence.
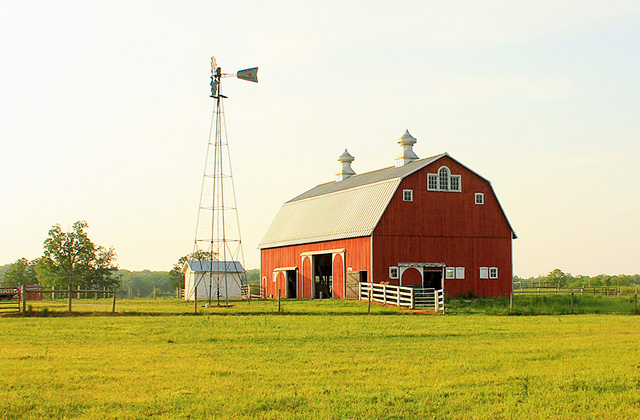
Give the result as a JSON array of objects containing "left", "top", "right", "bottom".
[
  {"left": 512, "top": 286, "right": 620, "bottom": 296},
  {"left": 358, "top": 282, "right": 445, "bottom": 313},
  {"left": 0, "top": 288, "right": 20, "bottom": 312},
  {"left": 241, "top": 284, "right": 264, "bottom": 300}
]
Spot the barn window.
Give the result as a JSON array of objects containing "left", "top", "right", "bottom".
[
  {"left": 475, "top": 193, "right": 484, "bottom": 205},
  {"left": 489, "top": 267, "right": 498, "bottom": 279},
  {"left": 438, "top": 167, "right": 450, "bottom": 191},
  {"left": 389, "top": 266, "right": 399, "bottom": 279},
  {"left": 450, "top": 175, "right": 461, "bottom": 192},
  {"left": 403, "top": 189, "right": 413, "bottom": 202},
  {"left": 445, "top": 267, "right": 455, "bottom": 279},
  {"left": 427, "top": 167, "right": 461, "bottom": 192},
  {"left": 427, "top": 174, "right": 438, "bottom": 190},
  {"left": 455, "top": 267, "right": 465, "bottom": 279},
  {"left": 479, "top": 267, "right": 489, "bottom": 279}
]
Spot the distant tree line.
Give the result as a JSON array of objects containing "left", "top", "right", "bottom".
[
  {"left": 0, "top": 224, "right": 261, "bottom": 297},
  {"left": 514, "top": 269, "right": 640, "bottom": 288}
]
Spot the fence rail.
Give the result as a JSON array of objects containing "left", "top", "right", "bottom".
[
  {"left": 358, "top": 282, "right": 445, "bottom": 312},
  {"left": 0, "top": 288, "right": 20, "bottom": 312},
  {"left": 241, "top": 284, "right": 264, "bottom": 300},
  {"left": 512, "top": 286, "right": 620, "bottom": 296}
]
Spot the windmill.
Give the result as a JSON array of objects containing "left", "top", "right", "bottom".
[{"left": 190, "top": 56, "right": 258, "bottom": 310}]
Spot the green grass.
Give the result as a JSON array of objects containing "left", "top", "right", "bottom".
[
  {"left": 1, "top": 299, "right": 639, "bottom": 419},
  {"left": 448, "top": 294, "right": 639, "bottom": 315}
]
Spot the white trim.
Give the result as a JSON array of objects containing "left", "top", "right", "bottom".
[
  {"left": 475, "top": 193, "right": 485, "bottom": 205},
  {"left": 455, "top": 267, "right": 465, "bottom": 279},
  {"left": 273, "top": 266, "right": 298, "bottom": 272},
  {"left": 489, "top": 267, "right": 499, "bottom": 279},
  {"left": 389, "top": 266, "right": 399, "bottom": 279},
  {"left": 480, "top": 267, "right": 489, "bottom": 279},
  {"left": 426, "top": 166, "right": 462, "bottom": 193},
  {"left": 300, "top": 248, "right": 345, "bottom": 256}
]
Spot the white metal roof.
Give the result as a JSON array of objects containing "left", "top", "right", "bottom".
[{"left": 259, "top": 178, "right": 401, "bottom": 249}]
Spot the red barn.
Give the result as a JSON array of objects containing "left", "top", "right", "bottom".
[{"left": 259, "top": 130, "right": 516, "bottom": 299}]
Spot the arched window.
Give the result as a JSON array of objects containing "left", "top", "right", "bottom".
[
  {"left": 438, "top": 167, "right": 450, "bottom": 191},
  {"left": 427, "top": 166, "right": 461, "bottom": 192}
]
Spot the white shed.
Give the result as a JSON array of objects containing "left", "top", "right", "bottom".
[{"left": 183, "top": 260, "right": 245, "bottom": 301}]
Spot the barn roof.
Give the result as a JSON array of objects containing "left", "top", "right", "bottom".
[
  {"left": 259, "top": 155, "right": 445, "bottom": 249},
  {"left": 185, "top": 260, "right": 245, "bottom": 273}
]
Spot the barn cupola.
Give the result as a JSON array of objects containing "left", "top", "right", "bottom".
[
  {"left": 336, "top": 149, "right": 356, "bottom": 182},
  {"left": 395, "top": 129, "right": 419, "bottom": 167}
]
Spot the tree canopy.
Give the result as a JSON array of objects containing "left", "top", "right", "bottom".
[
  {"left": 42, "top": 221, "right": 118, "bottom": 290},
  {"left": 2, "top": 258, "right": 37, "bottom": 287}
]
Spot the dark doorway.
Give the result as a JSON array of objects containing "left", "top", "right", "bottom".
[
  {"left": 313, "top": 254, "right": 333, "bottom": 299},
  {"left": 286, "top": 270, "right": 297, "bottom": 298},
  {"left": 423, "top": 269, "right": 443, "bottom": 289}
]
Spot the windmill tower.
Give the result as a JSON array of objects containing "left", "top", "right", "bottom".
[{"left": 191, "top": 57, "right": 258, "bottom": 309}]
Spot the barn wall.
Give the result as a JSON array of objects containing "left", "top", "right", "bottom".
[
  {"left": 260, "top": 237, "right": 371, "bottom": 299},
  {"left": 373, "top": 156, "right": 513, "bottom": 297}
]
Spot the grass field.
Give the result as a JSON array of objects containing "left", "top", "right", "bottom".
[{"left": 1, "top": 299, "right": 639, "bottom": 419}]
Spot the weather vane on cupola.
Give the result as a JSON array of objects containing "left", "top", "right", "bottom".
[{"left": 189, "top": 56, "right": 259, "bottom": 311}]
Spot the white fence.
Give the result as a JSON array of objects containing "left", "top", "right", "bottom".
[{"left": 358, "top": 282, "right": 445, "bottom": 313}]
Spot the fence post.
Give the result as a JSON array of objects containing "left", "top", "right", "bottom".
[
  {"left": 571, "top": 292, "right": 574, "bottom": 314},
  {"left": 383, "top": 285, "right": 387, "bottom": 305},
  {"left": 411, "top": 289, "right": 415, "bottom": 309},
  {"left": 434, "top": 290, "right": 439, "bottom": 312},
  {"left": 509, "top": 292, "right": 513, "bottom": 310},
  {"left": 397, "top": 287, "right": 401, "bottom": 306},
  {"left": 368, "top": 288, "right": 372, "bottom": 314},
  {"left": 52, "top": 285, "right": 55, "bottom": 301},
  {"left": 112, "top": 289, "right": 117, "bottom": 313},
  {"left": 278, "top": 289, "right": 281, "bottom": 313},
  {"left": 21, "top": 285, "right": 26, "bottom": 313}
]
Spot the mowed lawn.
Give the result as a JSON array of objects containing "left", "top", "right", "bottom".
[{"left": 1, "top": 299, "right": 639, "bottom": 419}]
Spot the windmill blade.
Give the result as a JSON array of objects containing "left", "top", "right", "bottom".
[{"left": 237, "top": 67, "right": 258, "bottom": 83}]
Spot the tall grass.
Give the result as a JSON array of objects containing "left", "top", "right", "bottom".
[{"left": 448, "top": 294, "right": 639, "bottom": 316}]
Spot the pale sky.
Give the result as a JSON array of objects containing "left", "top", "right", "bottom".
[{"left": 1, "top": 0, "right": 638, "bottom": 277}]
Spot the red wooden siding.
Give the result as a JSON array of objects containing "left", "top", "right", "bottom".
[
  {"left": 401, "top": 267, "right": 422, "bottom": 286},
  {"left": 261, "top": 237, "right": 371, "bottom": 299},
  {"left": 333, "top": 254, "right": 344, "bottom": 298},
  {"left": 373, "top": 156, "right": 513, "bottom": 297}
]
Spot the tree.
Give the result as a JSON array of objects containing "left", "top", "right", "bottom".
[
  {"left": 43, "top": 221, "right": 117, "bottom": 311},
  {"left": 2, "top": 258, "right": 38, "bottom": 287},
  {"left": 546, "top": 269, "right": 568, "bottom": 287}
]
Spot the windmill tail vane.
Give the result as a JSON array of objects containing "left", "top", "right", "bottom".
[{"left": 210, "top": 56, "right": 258, "bottom": 97}]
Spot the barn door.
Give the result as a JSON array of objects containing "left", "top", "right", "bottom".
[{"left": 346, "top": 272, "right": 360, "bottom": 299}]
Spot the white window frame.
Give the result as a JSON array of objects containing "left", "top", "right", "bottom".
[
  {"left": 489, "top": 267, "right": 499, "bottom": 279},
  {"left": 445, "top": 267, "right": 455, "bottom": 279},
  {"left": 455, "top": 267, "right": 465, "bottom": 279},
  {"left": 403, "top": 189, "right": 413, "bottom": 202},
  {"left": 479, "top": 267, "right": 489, "bottom": 279},
  {"left": 450, "top": 175, "right": 461, "bottom": 192},
  {"left": 475, "top": 193, "right": 484, "bottom": 205},
  {"left": 427, "top": 166, "right": 461, "bottom": 192},
  {"left": 389, "top": 266, "right": 399, "bottom": 279},
  {"left": 427, "top": 174, "right": 438, "bottom": 191}
]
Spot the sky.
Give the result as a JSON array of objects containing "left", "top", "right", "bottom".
[{"left": 1, "top": 0, "right": 639, "bottom": 277}]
